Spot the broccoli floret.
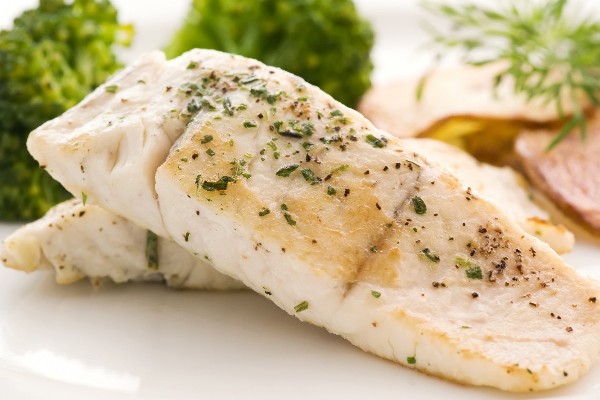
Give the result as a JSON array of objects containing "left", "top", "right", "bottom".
[
  {"left": 0, "top": 0, "right": 133, "bottom": 221},
  {"left": 165, "top": 0, "right": 374, "bottom": 107}
]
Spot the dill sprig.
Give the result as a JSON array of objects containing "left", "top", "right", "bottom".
[{"left": 420, "top": 0, "right": 600, "bottom": 149}]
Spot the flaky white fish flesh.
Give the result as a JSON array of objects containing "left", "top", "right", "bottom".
[{"left": 28, "top": 49, "right": 600, "bottom": 392}]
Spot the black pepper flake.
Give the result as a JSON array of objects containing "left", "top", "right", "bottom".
[
  {"left": 192, "top": 153, "right": 199, "bottom": 160},
  {"left": 589, "top": 297, "right": 597, "bottom": 303},
  {"left": 344, "top": 188, "right": 350, "bottom": 197},
  {"left": 478, "top": 227, "right": 487, "bottom": 234},
  {"left": 258, "top": 113, "right": 264, "bottom": 119},
  {"left": 364, "top": 170, "right": 370, "bottom": 175},
  {"left": 395, "top": 163, "right": 401, "bottom": 169},
  {"left": 383, "top": 166, "right": 389, "bottom": 171},
  {"left": 471, "top": 292, "right": 479, "bottom": 298},
  {"left": 375, "top": 203, "right": 382, "bottom": 210},
  {"left": 566, "top": 326, "right": 573, "bottom": 333}
]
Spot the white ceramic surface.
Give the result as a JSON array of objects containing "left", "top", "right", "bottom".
[{"left": 2, "top": 1, "right": 600, "bottom": 399}]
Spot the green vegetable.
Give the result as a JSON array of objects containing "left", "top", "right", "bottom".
[
  {"left": 165, "top": 0, "right": 374, "bottom": 107},
  {"left": 422, "top": 0, "right": 599, "bottom": 149},
  {"left": 0, "top": 0, "right": 133, "bottom": 220}
]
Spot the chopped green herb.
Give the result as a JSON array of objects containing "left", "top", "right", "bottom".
[
  {"left": 206, "top": 148, "right": 215, "bottom": 156},
  {"left": 104, "top": 84, "right": 119, "bottom": 93},
  {"left": 276, "top": 164, "right": 299, "bottom": 177},
  {"left": 330, "top": 109, "right": 344, "bottom": 117},
  {"left": 327, "top": 186, "right": 337, "bottom": 196},
  {"left": 187, "top": 98, "right": 200, "bottom": 113},
  {"left": 81, "top": 192, "right": 88, "bottom": 206},
  {"left": 250, "top": 87, "right": 267, "bottom": 98},
  {"left": 301, "top": 168, "right": 320, "bottom": 184},
  {"left": 223, "top": 97, "right": 234, "bottom": 116},
  {"left": 266, "top": 141, "right": 278, "bottom": 151},
  {"left": 266, "top": 92, "right": 280, "bottom": 104},
  {"left": 298, "top": 96, "right": 308, "bottom": 101},
  {"left": 454, "top": 256, "right": 472, "bottom": 267},
  {"left": 200, "top": 135, "right": 213, "bottom": 144},
  {"left": 294, "top": 301, "right": 309, "bottom": 312},
  {"left": 369, "top": 245, "right": 378, "bottom": 253},
  {"left": 365, "top": 134, "right": 387, "bottom": 148},
  {"left": 280, "top": 203, "right": 288, "bottom": 211},
  {"left": 284, "top": 213, "right": 296, "bottom": 226},
  {"left": 407, "top": 356, "right": 417, "bottom": 365},
  {"left": 301, "top": 142, "right": 314, "bottom": 151},
  {"left": 273, "top": 120, "right": 284, "bottom": 131},
  {"left": 411, "top": 196, "right": 427, "bottom": 215},
  {"left": 331, "top": 164, "right": 350, "bottom": 174},
  {"left": 243, "top": 120, "right": 257, "bottom": 128},
  {"left": 465, "top": 266, "right": 483, "bottom": 280},
  {"left": 258, "top": 208, "right": 271, "bottom": 216},
  {"left": 186, "top": 61, "right": 198, "bottom": 69},
  {"left": 201, "top": 176, "right": 233, "bottom": 191},
  {"left": 301, "top": 122, "right": 315, "bottom": 136},
  {"left": 371, "top": 290, "right": 381, "bottom": 298},
  {"left": 421, "top": 248, "right": 440, "bottom": 263},
  {"left": 146, "top": 230, "right": 159, "bottom": 270},
  {"left": 183, "top": 232, "right": 190, "bottom": 242}
]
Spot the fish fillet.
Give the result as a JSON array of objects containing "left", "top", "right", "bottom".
[
  {"left": 412, "top": 138, "right": 574, "bottom": 254},
  {"left": 27, "top": 49, "right": 600, "bottom": 392},
  {"left": 0, "top": 199, "right": 242, "bottom": 289}
]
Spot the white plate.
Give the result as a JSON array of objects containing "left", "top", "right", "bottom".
[{"left": 2, "top": 1, "right": 600, "bottom": 399}]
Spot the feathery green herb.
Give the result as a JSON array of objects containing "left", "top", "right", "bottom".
[{"left": 422, "top": 0, "right": 600, "bottom": 149}]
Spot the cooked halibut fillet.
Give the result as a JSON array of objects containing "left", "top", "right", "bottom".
[
  {"left": 0, "top": 199, "right": 242, "bottom": 289},
  {"left": 413, "top": 139, "right": 574, "bottom": 254},
  {"left": 28, "top": 49, "right": 600, "bottom": 392}
]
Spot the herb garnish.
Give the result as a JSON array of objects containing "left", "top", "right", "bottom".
[
  {"left": 294, "top": 301, "right": 309, "bottom": 312},
  {"left": 465, "top": 266, "right": 483, "bottom": 280},
  {"left": 201, "top": 176, "right": 234, "bottom": 191},
  {"left": 371, "top": 290, "right": 381, "bottom": 298},
  {"left": 422, "top": 0, "right": 600, "bottom": 149},
  {"left": 411, "top": 196, "right": 427, "bottom": 215},
  {"left": 301, "top": 168, "right": 320, "bottom": 184},
  {"left": 407, "top": 356, "right": 417, "bottom": 365},
  {"left": 421, "top": 248, "right": 440, "bottom": 263},
  {"left": 243, "top": 120, "right": 257, "bottom": 128},
  {"left": 276, "top": 164, "right": 299, "bottom": 177},
  {"left": 366, "top": 134, "right": 387, "bottom": 148},
  {"left": 258, "top": 208, "right": 271, "bottom": 216},
  {"left": 200, "top": 135, "right": 213, "bottom": 144},
  {"left": 146, "top": 230, "right": 159, "bottom": 270}
]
